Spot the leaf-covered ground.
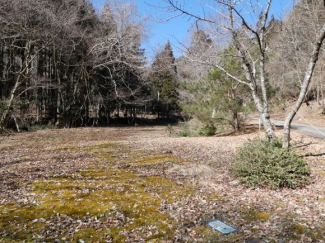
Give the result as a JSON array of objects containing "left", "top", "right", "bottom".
[{"left": 0, "top": 126, "right": 325, "bottom": 242}]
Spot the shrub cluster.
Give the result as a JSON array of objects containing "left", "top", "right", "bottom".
[
  {"left": 199, "top": 124, "right": 216, "bottom": 136},
  {"left": 166, "top": 122, "right": 216, "bottom": 137},
  {"left": 231, "top": 138, "right": 311, "bottom": 189},
  {"left": 166, "top": 124, "right": 191, "bottom": 137}
]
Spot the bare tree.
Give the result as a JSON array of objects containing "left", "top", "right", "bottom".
[
  {"left": 266, "top": 0, "right": 325, "bottom": 147},
  {"left": 162, "top": 0, "right": 325, "bottom": 147},
  {"left": 0, "top": 0, "right": 97, "bottom": 129},
  {"left": 90, "top": 1, "right": 146, "bottom": 102},
  {"left": 282, "top": 0, "right": 325, "bottom": 147},
  {"left": 177, "top": 29, "right": 215, "bottom": 82},
  {"left": 0, "top": 0, "right": 60, "bottom": 129},
  {"left": 268, "top": 1, "right": 325, "bottom": 101},
  {"left": 0, "top": 0, "right": 147, "bottom": 129},
  {"left": 87, "top": 1, "right": 147, "bottom": 124}
]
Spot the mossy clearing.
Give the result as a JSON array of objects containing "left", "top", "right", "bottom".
[
  {"left": 1, "top": 128, "right": 325, "bottom": 242},
  {"left": 0, "top": 142, "right": 223, "bottom": 242}
]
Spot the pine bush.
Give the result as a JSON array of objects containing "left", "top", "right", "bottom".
[{"left": 231, "top": 138, "right": 311, "bottom": 189}]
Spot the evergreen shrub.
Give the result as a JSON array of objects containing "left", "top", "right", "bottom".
[
  {"left": 178, "top": 124, "right": 190, "bottom": 137},
  {"left": 199, "top": 124, "right": 216, "bottom": 136},
  {"left": 165, "top": 124, "right": 191, "bottom": 137},
  {"left": 231, "top": 138, "right": 311, "bottom": 189}
]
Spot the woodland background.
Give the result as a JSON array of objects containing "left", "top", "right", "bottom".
[{"left": 0, "top": 0, "right": 324, "bottom": 132}]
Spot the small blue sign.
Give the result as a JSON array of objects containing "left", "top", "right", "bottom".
[{"left": 208, "top": 220, "right": 237, "bottom": 235}]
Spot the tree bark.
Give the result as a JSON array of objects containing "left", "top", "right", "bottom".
[
  {"left": 0, "top": 48, "right": 28, "bottom": 130},
  {"left": 250, "top": 83, "right": 276, "bottom": 140},
  {"left": 283, "top": 23, "right": 325, "bottom": 148},
  {"left": 227, "top": 0, "right": 276, "bottom": 141},
  {"left": 0, "top": 76, "right": 22, "bottom": 129}
]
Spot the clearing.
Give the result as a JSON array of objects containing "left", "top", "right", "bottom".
[{"left": 0, "top": 123, "right": 325, "bottom": 242}]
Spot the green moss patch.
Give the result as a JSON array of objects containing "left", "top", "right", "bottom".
[
  {"left": 249, "top": 211, "right": 270, "bottom": 221},
  {"left": 0, "top": 142, "right": 219, "bottom": 242},
  {"left": 2, "top": 137, "right": 323, "bottom": 242}
]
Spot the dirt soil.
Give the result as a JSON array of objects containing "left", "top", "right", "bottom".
[{"left": 0, "top": 122, "right": 325, "bottom": 242}]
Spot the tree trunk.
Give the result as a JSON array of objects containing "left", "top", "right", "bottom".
[
  {"left": 0, "top": 40, "right": 33, "bottom": 129},
  {"left": 249, "top": 82, "right": 276, "bottom": 140},
  {"left": 0, "top": 72, "right": 23, "bottom": 130},
  {"left": 283, "top": 23, "right": 325, "bottom": 148},
  {"left": 228, "top": 0, "right": 276, "bottom": 141}
]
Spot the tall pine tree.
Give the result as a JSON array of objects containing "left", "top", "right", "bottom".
[{"left": 149, "top": 42, "right": 178, "bottom": 118}]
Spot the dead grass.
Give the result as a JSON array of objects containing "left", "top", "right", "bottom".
[{"left": 0, "top": 125, "right": 325, "bottom": 242}]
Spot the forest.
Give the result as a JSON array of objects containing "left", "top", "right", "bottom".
[
  {"left": 0, "top": 0, "right": 148, "bottom": 130},
  {"left": 0, "top": 0, "right": 324, "bottom": 137}
]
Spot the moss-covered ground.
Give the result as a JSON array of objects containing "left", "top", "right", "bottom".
[
  {"left": 0, "top": 127, "right": 325, "bottom": 242},
  {"left": 0, "top": 142, "right": 223, "bottom": 242}
]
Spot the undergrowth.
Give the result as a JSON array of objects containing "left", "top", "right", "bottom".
[{"left": 166, "top": 122, "right": 216, "bottom": 137}]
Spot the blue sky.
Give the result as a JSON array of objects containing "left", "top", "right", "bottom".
[{"left": 90, "top": 0, "right": 293, "bottom": 61}]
